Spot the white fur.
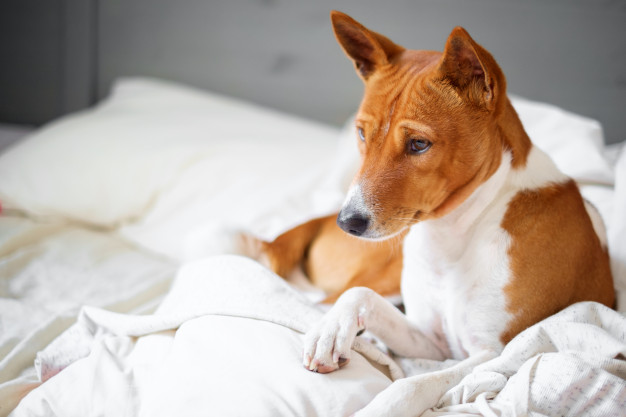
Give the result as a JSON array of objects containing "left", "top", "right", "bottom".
[
  {"left": 342, "top": 183, "right": 371, "bottom": 219},
  {"left": 584, "top": 200, "right": 608, "bottom": 248},
  {"left": 302, "top": 145, "right": 576, "bottom": 416}
]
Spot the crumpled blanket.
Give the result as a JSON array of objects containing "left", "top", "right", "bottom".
[
  {"left": 9, "top": 255, "right": 396, "bottom": 417},
  {"left": 419, "top": 301, "right": 626, "bottom": 416},
  {"left": 10, "top": 254, "right": 626, "bottom": 417}
]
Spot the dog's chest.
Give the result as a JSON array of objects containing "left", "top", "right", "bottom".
[{"left": 401, "top": 207, "right": 514, "bottom": 359}]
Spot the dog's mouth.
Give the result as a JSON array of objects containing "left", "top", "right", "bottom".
[
  {"left": 372, "top": 209, "right": 425, "bottom": 239},
  {"left": 338, "top": 184, "right": 428, "bottom": 239}
]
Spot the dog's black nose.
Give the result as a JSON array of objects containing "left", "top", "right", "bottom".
[{"left": 337, "top": 210, "right": 370, "bottom": 237}]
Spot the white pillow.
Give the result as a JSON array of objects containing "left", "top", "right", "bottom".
[
  {"left": 118, "top": 119, "right": 352, "bottom": 261},
  {"left": 0, "top": 78, "right": 339, "bottom": 228}
]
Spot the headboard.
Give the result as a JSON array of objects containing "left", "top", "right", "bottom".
[{"left": 1, "top": 0, "right": 625, "bottom": 144}]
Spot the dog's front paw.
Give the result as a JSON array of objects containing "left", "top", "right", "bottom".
[
  {"left": 302, "top": 288, "right": 370, "bottom": 373},
  {"left": 302, "top": 310, "right": 363, "bottom": 373}
]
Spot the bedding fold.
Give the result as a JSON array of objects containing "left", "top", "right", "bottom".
[
  {"left": 10, "top": 255, "right": 395, "bottom": 417},
  {"left": 11, "top": 257, "right": 626, "bottom": 417},
  {"left": 0, "top": 216, "right": 177, "bottom": 417},
  {"left": 427, "top": 302, "right": 626, "bottom": 416}
]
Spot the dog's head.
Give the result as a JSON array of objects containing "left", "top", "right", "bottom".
[{"left": 332, "top": 11, "right": 523, "bottom": 240}]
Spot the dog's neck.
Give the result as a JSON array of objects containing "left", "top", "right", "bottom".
[
  {"left": 425, "top": 150, "right": 512, "bottom": 241},
  {"left": 429, "top": 99, "right": 529, "bottom": 226},
  {"left": 426, "top": 98, "right": 531, "bottom": 222},
  {"left": 497, "top": 97, "right": 532, "bottom": 169}
]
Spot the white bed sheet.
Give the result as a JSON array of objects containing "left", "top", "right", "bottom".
[
  {"left": 0, "top": 78, "right": 625, "bottom": 416},
  {"left": 0, "top": 215, "right": 177, "bottom": 415}
]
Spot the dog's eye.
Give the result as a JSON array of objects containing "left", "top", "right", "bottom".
[
  {"left": 409, "top": 138, "right": 432, "bottom": 154},
  {"left": 357, "top": 127, "right": 366, "bottom": 142}
]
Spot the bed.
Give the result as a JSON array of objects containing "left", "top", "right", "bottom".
[{"left": 0, "top": 76, "right": 625, "bottom": 416}]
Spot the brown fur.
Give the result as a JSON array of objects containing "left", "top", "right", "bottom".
[
  {"left": 255, "top": 214, "right": 403, "bottom": 303},
  {"left": 500, "top": 180, "right": 615, "bottom": 343}
]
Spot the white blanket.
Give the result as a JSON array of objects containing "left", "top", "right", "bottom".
[
  {"left": 10, "top": 256, "right": 626, "bottom": 416},
  {"left": 416, "top": 302, "right": 626, "bottom": 416},
  {"left": 10, "top": 256, "right": 394, "bottom": 417}
]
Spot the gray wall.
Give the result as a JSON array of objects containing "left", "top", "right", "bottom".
[
  {"left": 0, "top": 0, "right": 95, "bottom": 125},
  {"left": 1, "top": 0, "right": 625, "bottom": 143}
]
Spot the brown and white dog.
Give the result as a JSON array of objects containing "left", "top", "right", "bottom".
[{"left": 260, "top": 11, "right": 615, "bottom": 415}]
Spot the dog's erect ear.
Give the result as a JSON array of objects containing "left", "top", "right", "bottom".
[
  {"left": 439, "top": 27, "right": 500, "bottom": 108},
  {"left": 330, "top": 11, "right": 404, "bottom": 79}
]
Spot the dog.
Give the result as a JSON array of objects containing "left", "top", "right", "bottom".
[{"left": 262, "top": 11, "right": 614, "bottom": 416}]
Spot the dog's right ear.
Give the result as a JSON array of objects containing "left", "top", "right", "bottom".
[
  {"left": 330, "top": 11, "right": 404, "bottom": 80},
  {"left": 438, "top": 27, "right": 502, "bottom": 109}
]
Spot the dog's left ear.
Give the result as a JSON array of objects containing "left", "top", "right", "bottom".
[{"left": 439, "top": 27, "right": 501, "bottom": 109}]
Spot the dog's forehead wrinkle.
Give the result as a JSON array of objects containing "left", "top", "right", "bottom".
[
  {"left": 382, "top": 97, "right": 398, "bottom": 136},
  {"left": 364, "top": 85, "right": 422, "bottom": 153},
  {"left": 379, "top": 76, "right": 441, "bottom": 141}
]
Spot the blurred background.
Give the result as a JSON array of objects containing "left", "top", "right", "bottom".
[{"left": 1, "top": 0, "right": 625, "bottom": 147}]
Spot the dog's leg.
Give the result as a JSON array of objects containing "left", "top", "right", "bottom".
[
  {"left": 354, "top": 350, "right": 498, "bottom": 417},
  {"left": 244, "top": 215, "right": 331, "bottom": 278},
  {"left": 303, "top": 287, "right": 445, "bottom": 373},
  {"left": 320, "top": 255, "right": 402, "bottom": 304}
]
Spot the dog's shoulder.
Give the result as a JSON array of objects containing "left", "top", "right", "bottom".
[{"left": 499, "top": 145, "right": 614, "bottom": 342}]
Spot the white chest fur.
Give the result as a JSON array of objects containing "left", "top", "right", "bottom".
[{"left": 401, "top": 147, "right": 569, "bottom": 359}]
